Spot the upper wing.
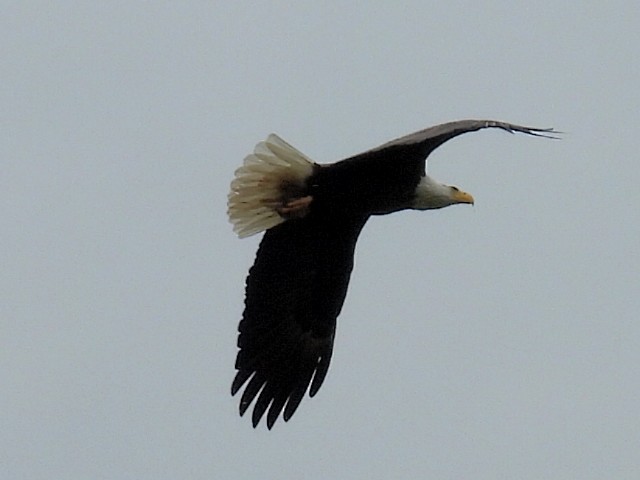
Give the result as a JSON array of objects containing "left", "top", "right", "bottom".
[
  {"left": 232, "top": 211, "right": 368, "bottom": 428},
  {"left": 367, "top": 119, "right": 559, "bottom": 156}
]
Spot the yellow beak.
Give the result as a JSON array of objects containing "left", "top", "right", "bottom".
[{"left": 452, "top": 190, "right": 475, "bottom": 205}]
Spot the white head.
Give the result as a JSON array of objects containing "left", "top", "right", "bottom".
[{"left": 412, "top": 175, "right": 474, "bottom": 210}]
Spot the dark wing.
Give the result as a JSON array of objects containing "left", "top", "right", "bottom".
[
  {"left": 232, "top": 211, "right": 368, "bottom": 428},
  {"left": 368, "top": 119, "right": 559, "bottom": 157}
]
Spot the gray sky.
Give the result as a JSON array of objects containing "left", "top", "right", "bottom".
[{"left": 2, "top": 2, "right": 639, "bottom": 479}]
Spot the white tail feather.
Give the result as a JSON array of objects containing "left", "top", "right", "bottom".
[{"left": 228, "top": 134, "right": 315, "bottom": 238}]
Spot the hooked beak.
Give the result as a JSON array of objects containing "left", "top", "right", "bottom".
[{"left": 452, "top": 189, "right": 475, "bottom": 205}]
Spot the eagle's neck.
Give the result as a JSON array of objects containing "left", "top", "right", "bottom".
[{"left": 412, "top": 175, "right": 455, "bottom": 210}]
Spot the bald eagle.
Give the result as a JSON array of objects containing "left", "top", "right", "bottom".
[{"left": 228, "top": 119, "right": 557, "bottom": 428}]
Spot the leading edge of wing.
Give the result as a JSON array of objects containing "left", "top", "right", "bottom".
[{"left": 366, "top": 119, "right": 561, "bottom": 154}]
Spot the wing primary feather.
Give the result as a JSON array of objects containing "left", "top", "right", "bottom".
[
  {"left": 495, "top": 123, "right": 561, "bottom": 139},
  {"left": 231, "top": 369, "right": 252, "bottom": 396},
  {"left": 267, "top": 389, "right": 290, "bottom": 429},
  {"left": 252, "top": 382, "right": 276, "bottom": 427},
  {"left": 283, "top": 366, "right": 316, "bottom": 422},
  {"left": 309, "top": 347, "right": 334, "bottom": 397},
  {"left": 239, "top": 373, "right": 266, "bottom": 416}
]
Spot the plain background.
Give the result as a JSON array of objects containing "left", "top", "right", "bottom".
[{"left": 3, "top": 2, "right": 639, "bottom": 479}]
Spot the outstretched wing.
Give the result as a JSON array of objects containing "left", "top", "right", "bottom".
[
  {"left": 368, "top": 119, "right": 559, "bottom": 156},
  {"left": 232, "top": 211, "right": 368, "bottom": 428}
]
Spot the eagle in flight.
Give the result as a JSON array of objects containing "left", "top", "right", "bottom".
[{"left": 228, "top": 119, "right": 557, "bottom": 428}]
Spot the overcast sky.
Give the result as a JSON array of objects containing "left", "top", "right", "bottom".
[{"left": 3, "top": 2, "right": 639, "bottom": 479}]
